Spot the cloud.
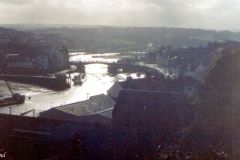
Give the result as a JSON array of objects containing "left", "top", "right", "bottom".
[
  {"left": 0, "top": 0, "right": 239, "bottom": 31},
  {"left": 0, "top": 0, "right": 32, "bottom": 5}
]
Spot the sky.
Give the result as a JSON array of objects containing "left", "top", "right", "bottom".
[{"left": 0, "top": 0, "right": 239, "bottom": 31}]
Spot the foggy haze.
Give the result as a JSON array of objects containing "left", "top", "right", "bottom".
[{"left": 0, "top": 0, "right": 239, "bottom": 31}]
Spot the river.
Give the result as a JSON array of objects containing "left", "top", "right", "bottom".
[{"left": 0, "top": 53, "right": 122, "bottom": 116}]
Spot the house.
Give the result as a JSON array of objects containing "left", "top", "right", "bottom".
[
  {"left": 33, "top": 46, "right": 69, "bottom": 72},
  {"left": 3, "top": 54, "right": 40, "bottom": 74},
  {"left": 108, "top": 76, "right": 202, "bottom": 135},
  {"left": 3, "top": 46, "right": 70, "bottom": 74},
  {"left": 108, "top": 76, "right": 201, "bottom": 101}
]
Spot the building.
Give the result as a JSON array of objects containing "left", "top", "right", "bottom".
[
  {"left": 112, "top": 89, "right": 195, "bottom": 135},
  {"left": 0, "top": 113, "right": 126, "bottom": 160},
  {"left": 39, "top": 94, "right": 115, "bottom": 125},
  {"left": 3, "top": 54, "right": 40, "bottom": 74},
  {"left": 34, "top": 46, "right": 69, "bottom": 72},
  {"left": 3, "top": 46, "right": 69, "bottom": 74},
  {"left": 108, "top": 76, "right": 201, "bottom": 101},
  {"left": 108, "top": 76, "right": 201, "bottom": 135}
]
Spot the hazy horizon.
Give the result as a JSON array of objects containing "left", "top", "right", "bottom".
[{"left": 0, "top": 0, "right": 240, "bottom": 31}]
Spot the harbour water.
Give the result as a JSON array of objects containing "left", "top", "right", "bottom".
[{"left": 0, "top": 53, "right": 120, "bottom": 116}]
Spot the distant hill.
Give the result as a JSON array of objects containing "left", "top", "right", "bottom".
[
  {"left": 2, "top": 26, "right": 240, "bottom": 53},
  {"left": 28, "top": 27, "right": 240, "bottom": 52},
  {"left": 0, "top": 27, "right": 65, "bottom": 57}
]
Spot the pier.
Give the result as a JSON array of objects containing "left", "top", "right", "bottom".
[{"left": 0, "top": 74, "right": 71, "bottom": 91}]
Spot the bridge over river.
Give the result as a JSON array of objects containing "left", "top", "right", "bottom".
[
  {"left": 70, "top": 60, "right": 117, "bottom": 65},
  {"left": 70, "top": 60, "right": 162, "bottom": 77}
]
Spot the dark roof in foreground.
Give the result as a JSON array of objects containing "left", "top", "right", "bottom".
[{"left": 113, "top": 89, "right": 195, "bottom": 135}]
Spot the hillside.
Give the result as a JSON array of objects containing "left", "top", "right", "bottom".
[
  {"left": 143, "top": 44, "right": 240, "bottom": 160},
  {"left": 0, "top": 27, "right": 65, "bottom": 57},
  {"left": 145, "top": 41, "right": 240, "bottom": 80},
  {"left": 30, "top": 27, "right": 240, "bottom": 52},
  {"left": 3, "top": 26, "right": 240, "bottom": 53},
  {"left": 186, "top": 45, "right": 240, "bottom": 159}
]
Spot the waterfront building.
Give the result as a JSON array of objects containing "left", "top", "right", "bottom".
[
  {"left": 34, "top": 46, "right": 69, "bottom": 72},
  {"left": 4, "top": 54, "right": 39, "bottom": 74},
  {"left": 3, "top": 46, "right": 69, "bottom": 74}
]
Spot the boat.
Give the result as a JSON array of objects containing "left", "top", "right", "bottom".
[
  {"left": 0, "top": 81, "right": 25, "bottom": 107},
  {"left": 136, "top": 72, "right": 141, "bottom": 77},
  {"left": 72, "top": 74, "right": 83, "bottom": 85}
]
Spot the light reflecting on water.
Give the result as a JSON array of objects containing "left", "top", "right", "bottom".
[
  {"left": 0, "top": 52, "right": 143, "bottom": 116},
  {"left": 70, "top": 52, "right": 120, "bottom": 63},
  {"left": 0, "top": 63, "right": 116, "bottom": 116},
  {"left": 117, "top": 73, "right": 146, "bottom": 80}
]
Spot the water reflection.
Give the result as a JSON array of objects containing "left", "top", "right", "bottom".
[
  {"left": 0, "top": 63, "right": 115, "bottom": 116},
  {"left": 70, "top": 52, "right": 120, "bottom": 63},
  {"left": 0, "top": 52, "right": 144, "bottom": 116}
]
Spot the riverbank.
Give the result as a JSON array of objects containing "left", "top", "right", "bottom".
[{"left": 0, "top": 74, "right": 71, "bottom": 91}]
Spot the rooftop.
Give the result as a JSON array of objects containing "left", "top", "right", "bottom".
[
  {"left": 119, "top": 76, "right": 200, "bottom": 91},
  {"left": 113, "top": 89, "right": 195, "bottom": 133},
  {"left": 39, "top": 94, "right": 115, "bottom": 125},
  {"left": 54, "top": 94, "right": 115, "bottom": 117}
]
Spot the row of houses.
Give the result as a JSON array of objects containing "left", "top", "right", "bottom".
[
  {"left": 145, "top": 42, "right": 240, "bottom": 80},
  {"left": 2, "top": 46, "right": 69, "bottom": 74}
]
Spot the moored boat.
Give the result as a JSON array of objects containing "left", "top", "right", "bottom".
[
  {"left": 0, "top": 93, "right": 25, "bottom": 107},
  {"left": 72, "top": 74, "right": 83, "bottom": 85},
  {"left": 0, "top": 81, "right": 25, "bottom": 107}
]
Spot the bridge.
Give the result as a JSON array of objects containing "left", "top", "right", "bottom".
[
  {"left": 0, "top": 74, "right": 71, "bottom": 91},
  {"left": 70, "top": 60, "right": 118, "bottom": 65},
  {"left": 68, "top": 49, "right": 86, "bottom": 53},
  {"left": 70, "top": 60, "right": 164, "bottom": 77}
]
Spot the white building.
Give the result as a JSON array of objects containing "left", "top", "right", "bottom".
[{"left": 34, "top": 46, "right": 69, "bottom": 72}]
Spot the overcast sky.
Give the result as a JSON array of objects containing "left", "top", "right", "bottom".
[{"left": 0, "top": 0, "right": 239, "bottom": 31}]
